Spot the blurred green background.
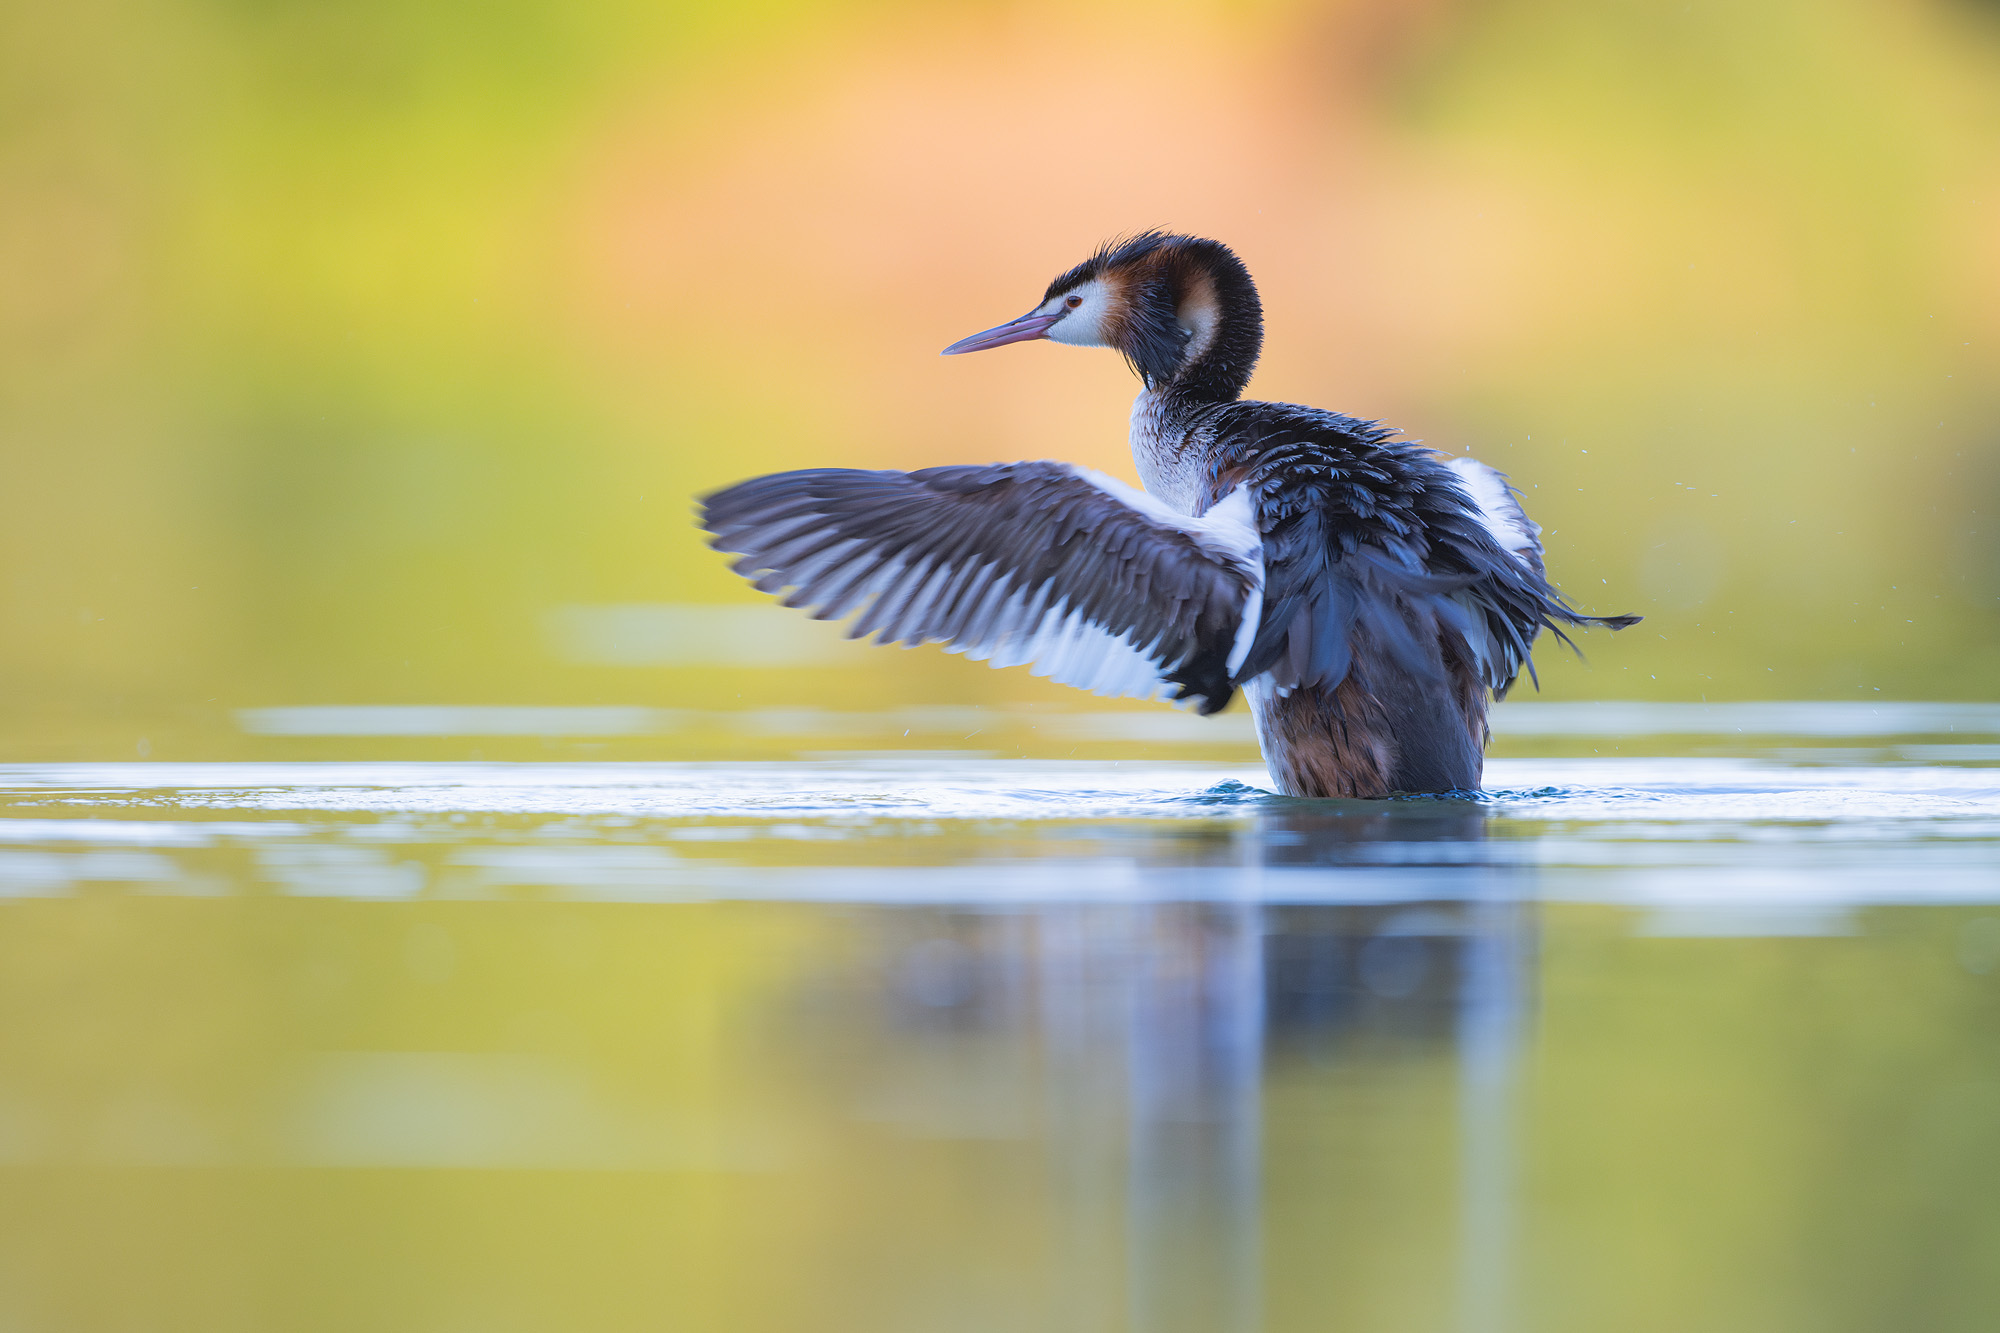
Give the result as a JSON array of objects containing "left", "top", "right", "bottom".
[{"left": 5, "top": 0, "right": 1999, "bottom": 759}]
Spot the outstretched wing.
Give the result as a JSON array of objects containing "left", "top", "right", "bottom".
[{"left": 699, "top": 462, "right": 1262, "bottom": 713}]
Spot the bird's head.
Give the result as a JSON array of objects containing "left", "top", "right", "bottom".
[{"left": 941, "top": 231, "right": 1263, "bottom": 401}]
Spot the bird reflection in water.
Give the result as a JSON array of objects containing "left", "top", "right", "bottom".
[{"left": 864, "top": 800, "right": 1528, "bottom": 1332}]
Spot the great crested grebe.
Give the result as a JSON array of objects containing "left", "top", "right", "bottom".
[{"left": 701, "top": 232, "right": 1637, "bottom": 798}]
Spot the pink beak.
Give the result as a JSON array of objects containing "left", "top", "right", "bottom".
[{"left": 941, "top": 309, "right": 1062, "bottom": 355}]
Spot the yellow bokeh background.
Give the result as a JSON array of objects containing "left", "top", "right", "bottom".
[{"left": 5, "top": 0, "right": 1999, "bottom": 757}]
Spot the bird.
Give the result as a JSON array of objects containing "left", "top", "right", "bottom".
[{"left": 699, "top": 231, "right": 1637, "bottom": 798}]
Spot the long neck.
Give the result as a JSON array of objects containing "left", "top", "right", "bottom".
[{"left": 1134, "top": 245, "right": 1264, "bottom": 403}]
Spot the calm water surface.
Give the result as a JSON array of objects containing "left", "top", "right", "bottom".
[{"left": 2, "top": 745, "right": 1998, "bottom": 1332}]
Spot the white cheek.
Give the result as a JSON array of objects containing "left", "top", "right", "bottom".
[
  {"left": 1046, "top": 284, "right": 1113, "bottom": 348},
  {"left": 1178, "top": 300, "right": 1216, "bottom": 360}
]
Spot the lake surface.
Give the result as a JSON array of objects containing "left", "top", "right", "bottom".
[{"left": 3, "top": 733, "right": 1998, "bottom": 1331}]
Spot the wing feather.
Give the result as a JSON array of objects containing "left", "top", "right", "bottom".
[
  {"left": 1198, "top": 404, "right": 1638, "bottom": 702},
  {"left": 1444, "top": 456, "right": 1543, "bottom": 576},
  {"left": 701, "top": 462, "right": 1262, "bottom": 712}
]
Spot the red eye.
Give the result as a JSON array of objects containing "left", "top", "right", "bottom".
[{"left": 1065, "top": 294, "right": 1083, "bottom": 309}]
